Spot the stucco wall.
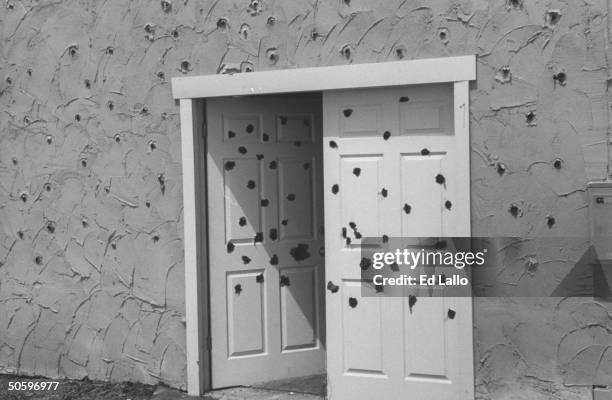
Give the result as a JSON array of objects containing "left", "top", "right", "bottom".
[{"left": 1, "top": 0, "right": 611, "bottom": 398}]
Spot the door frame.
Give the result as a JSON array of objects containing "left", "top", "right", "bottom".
[{"left": 172, "top": 55, "right": 476, "bottom": 396}]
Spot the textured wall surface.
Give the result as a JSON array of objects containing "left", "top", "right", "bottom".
[{"left": 1, "top": 0, "right": 612, "bottom": 398}]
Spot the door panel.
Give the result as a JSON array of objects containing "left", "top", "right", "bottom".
[
  {"left": 207, "top": 94, "right": 325, "bottom": 388},
  {"left": 323, "top": 83, "right": 473, "bottom": 400}
]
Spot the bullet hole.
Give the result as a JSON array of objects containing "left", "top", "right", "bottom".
[
  {"left": 448, "top": 309, "right": 456, "bottom": 319},
  {"left": 294, "top": 141, "right": 302, "bottom": 147},
  {"left": 238, "top": 216, "right": 247, "bottom": 226},
  {"left": 420, "top": 148, "right": 431, "bottom": 156},
  {"left": 269, "top": 228, "right": 278, "bottom": 240},
  {"left": 247, "top": 180, "right": 256, "bottom": 189},
  {"left": 341, "top": 227, "right": 347, "bottom": 238},
  {"left": 383, "top": 131, "right": 391, "bottom": 140},
  {"left": 345, "top": 237, "right": 352, "bottom": 245},
  {"left": 247, "top": 0, "right": 263, "bottom": 16},
  {"left": 262, "top": 133, "right": 270, "bottom": 141},
  {"left": 496, "top": 66, "right": 512, "bottom": 84},
  {"left": 5, "top": 76, "right": 12, "bottom": 85},
  {"left": 360, "top": 257, "right": 371, "bottom": 270},
  {"left": 106, "top": 100, "right": 114, "bottom": 111},
  {"left": 395, "top": 46, "right": 406, "bottom": 59},
  {"left": 104, "top": 186, "right": 110, "bottom": 194},
  {"left": 545, "top": 9, "right": 561, "bottom": 27},
  {"left": 242, "top": 63, "right": 254, "bottom": 73},
  {"left": 349, "top": 222, "right": 356, "bottom": 229},
  {"left": 68, "top": 44, "right": 79, "bottom": 57},
  {"left": 343, "top": 0, "right": 350, "bottom": 5},
  {"left": 546, "top": 215, "right": 556, "bottom": 228},
  {"left": 287, "top": 193, "right": 296, "bottom": 201},
  {"left": 246, "top": 124, "right": 255, "bottom": 134},
  {"left": 438, "top": 28, "right": 449, "bottom": 44},
  {"left": 242, "top": 256, "right": 251, "bottom": 264},
  {"left": 343, "top": 109, "right": 353, "bottom": 118},
  {"left": 227, "top": 130, "right": 236, "bottom": 139},
  {"left": 332, "top": 184, "right": 339, "bottom": 194},
  {"left": 290, "top": 243, "right": 310, "bottom": 261},
  {"left": 508, "top": 0, "right": 522, "bottom": 8},
  {"left": 310, "top": 29, "right": 320, "bottom": 40},
  {"left": 158, "top": 173, "right": 166, "bottom": 195},
  {"left": 355, "top": 232, "right": 362, "bottom": 239},
  {"left": 224, "top": 161, "right": 235, "bottom": 171},
  {"left": 348, "top": 297, "right": 358, "bottom": 308},
  {"left": 216, "top": 18, "right": 228, "bottom": 30},
  {"left": 266, "top": 48, "right": 279, "bottom": 65},
  {"left": 12, "top": 157, "right": 18, "bottom": 166},
  {"left": 525, "top": 111, "right": 536, "bottom": 126},
  {"left": 445, "top": 200, "right": 452, "bottom": 210},
  {"left": 44, "top": 183, "right": 52, "bottom": 192},
  {"left": 20, "top": 193, "right": 27, "bottom": 203},
  {"left": 526, "top": 257, "right": 539, "bottom": 273},
  {"left": 281, "top": 219, "right": 288, "bottom": 226},
  {"left": 353, "top": 168, "right": 361, "bottom": 177},
  {"left": 382, "top": 235, "right": 389, "bottom": 243},
  {"left": 435, "top": 240, "right": 447, "bottom": 249},
  {"left": 509, "top": 203, "right": 521, "bottom": 218},
  {"left": 268, "top": 161, "right": 278, "bottom": 170},
  {"left": 238, "top": 146, "right": 248, "bottom": 155},
  {"left": 27, "top": 68, "right": 32, "bottom": 76},
  {"left": 180, "top": 60, "right": 191, "bottom": 74},
  {"left": 35, "top": 255, "right": 43, "bottom": 265},
  {"left": 46, "top": 221, "right": 56, "bottom": 233},
  {"left": 46, "top": 135, "right": 53, "bottom": 144},
  {"left": 105, "top": 46, "right": 114, "bottom": 55},
  {"left": 234, "top": 284, "right": 242, "bottom": 294},
  {"left": 227, "top": 242, "right": 235, "bottom": 253},
  {"left": 435, "top": 174, "right": 445, "bottom": 185},
  {"left": 80, "top": 158, "right": 87, "bottom": 167},
  {"left": 303, "top": 162, "right": 310, "bottom": 170},
  {"left": 340, "top": 44, "right": 354, "bottom": 60},
  {"left": 496, "top": 162, "right": 506, "bottom": 176},
  {"left": 157, "top": 71, "right": 165, "bottom": 80},
  {"left": 327, "top": 281, "right": 339, "bottom": 293},
  {"left": 277, "top": 116, "right": 288, "bottom": 126},
  {"left": 144, "top": 23, "right": 155, "bottom": 33},
  {"left": 148, "top": 141, "right": 158, "bottom": 151},
  {"left": 139, "top": 105, "right": 149, "bottom": 115},
  {"left": 160, "top": 0, "right": 172, "bottom": 13},
  {"left": 267, "top": 16, "right": 276, "bottom": 26},
  {"left": 17, "top": 231, "right": 24, "bottom": 240},
  {"left": 261, "top": 199, "right": 269, "bottom": 207},
  {"left": 152, "top": 234, "right": 160, "bottom": 243},
  {"left": 171, "top": 29, "right": 179, "bottom": 39},
  {"left": 375, "top": 284, "right": 384, "bottom": 293},
  {"left": 553, "top": 71, "right": 567, "bottom": 86},
  {"left": 408, "top": 295, "right": 417, "bottom": 313},
  {"left": 553, "top": 158, "right": 563, "bottom": 170},
  {"left": 254, "top": 232, "right": 263, "bottom": 243},
  {"left": 7, "top": 2, "right": 14, "bottom": 9},
  {"left": 399, "top": 96, "right": 409, "bottom": 103},
  {"left": 329, "top": 140, "right": 338, "bottom": 149},
  {"left": 81, "top": 218, "right": 89, "bottom": 227},
  {"left": 270, "top": 254, "right": 278, "bottom": 265},
  {"left": 280, "top": 275, "right": 290, "bottom": 287},
  {"left": 256, "top": 274, "right": 264, "bottom": 283},
  {"left": 145, "top": 200, "right": 151, "bottom": 209},
  {"left": 381, "top": 188, "right": 388, "bottom": 197},
  {"left": 74, "top": 114, "right": 81, "bottom": 122},
  {"left": 111, "top": 242, "right": 117, "bottom": 250},
  {"left": 114, "top": 134, "right": 122, "bottom": 143},
  {"left": 84, "top": 79, "right": 91, "bottom": 89}
]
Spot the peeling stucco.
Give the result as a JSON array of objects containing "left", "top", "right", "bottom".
[{"left": 1, "top": 0, "right": 612, "bottom": 398}]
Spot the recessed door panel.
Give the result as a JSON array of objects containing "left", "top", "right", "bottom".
[
  {"left": 280, "top": 266, "right": 319, "bottom": 351},
  {"left": 227, "top": 270, "right": 266, "bottom": 357}
]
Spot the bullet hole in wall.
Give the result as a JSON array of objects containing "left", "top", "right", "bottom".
[
  {"left": 496, "top": 66, "right": 512, "bottom": 84},
  {"left": 348, "top": 297, "right": 358, "bottom": 308},
  {"left": 180, "top": 60, "right": 191, "bottom": 74},
  {"left": 261, "top": 199, "right": 269, "bottom": 207},
  {"left": 332, "top": 184, "right": 339, "bottom": 194},
  {"left": 508, "top": 0, "right": 522, "bottom": 8},
  {"left": 329, "top": 140, "right": 338, "bottom": 149},
  {"left": 546, "top": 215, "right": 556, "bottom": 228},
  {"left": 340, "top": 44, "right": 354, "bottom": 60},
  {"left": 247, "top": 180, "right": 256, "bottom": 189},
  {"left": 234, "top": 284, "right": 242, "bottom": 294},
  {"left": 84, "top": 79, "right": 91, "bottom": 89},
  {"left": 360, "top": 257, "right": 371, "bottom": 270},
  {"left": 353, "top": 168, "right": 361, "bottom": 177},
  {"left": 553, "top": 71, "right": 567, "bottom": 86},
  {"left": 157, "top": 71, "right": 165, "bottom": 80},
  {"left": 12, "top": 157, "right": 18, "bottom": 166},
  {"left": 246, "top": 124, "right": 255, "bottom": 134},
  {"left": 227, "top": 242, "right": 235, "bottom": 253},
  {"left": 46, "top": 221, "right": 55, "bottom": 233},
  {"left": 343, "top": 109, "right": 353, "bottom": 118},
  {"left": 290, "top": 243, "right": 310, "bottom": 261},
  {"left": 35, "top": 255, "right": 43, "bottom": 265},
  {"left": 270, "top": 254, "right": 278, "bottom": 265},
  {"left": 5, "top": 76, "right": 12, "bottom": 85},
  {"left": 509, "top": 203, "right": 521, "bottom": 218},
  {"left": 104, "top": 186, "right": 110, "bottom": 194},
  {"left": 74, "top": 114, "right": 81, "bottom": 122},
  {"left": 17, "top": 231, "right": 24, "bottom": 240},
  {"left": 553, "top": 158, "right": 563, "bottom": 170},
  {"left": 266, "top": 48, "right": 279, "bottom": 65},
  {"left": 111, "top": 241, "right": 117, "bottom": 250},
  {"left": 238, "top": 146, "right": 248, "bottom": 155},
  {"left": 349, "top": 222, "right": 356, "bottom": 229},
  {"left": 238, "top": 216, "right": 247, "bottom": 226},
  {"left": 105, "top": 46, "right": 114, "bottom": 55},
  {"left": 383, "top": 131, "right": 391, "bottom": 140},
  {"left": 395, "top": 46, "right": 406, "bottom": 60},
  {"left": 445, "top": 200, "right": 452, "bottom": 210},
  {"left": 19, "top": 192, "right": 28, "bottom": 202},
  {"left": 545, "top": 9, "right": 561, "bottom": 26},
  {"left": 114, "top": 134, "right": 121, "bottom": 143},
  {"left": 438, "top": 28, "right": 449, "bottom": 44},
  {"left": 106, "top": 100, "right": 114, "bottom": 111},
  {"left": 526, "top": 257, "right": 539, "bottom": 273},
  {"left": 144, "top": 23, "right": 155, "bottom": 33},
  {"left": 408, "top": 294, "right": 417, "bottom": 312},
  {"left": 46, "top": 135, "right": 53, "bottom": 144},
  {"left": 242, "top": 256, "right": 251, "bottom": 264},
  {"left": 44, "top": 183, "right": 52, "bottom": 192},
  {"left": 161, "top": 0, "right": 172, "bottom": 13},
  {"left": 171, "top": 29, "right": 179, "bottom": 39},
  {"left": 158, "top": 174, "right": 166, "bottom": 195},
  {"left": 525, "top": 111, "right": 536, "bottom": 126},
  {"left": 269, "top": 228, "right": 278, "bottom": 240},
  {"left": 403, "top": 204, "right": 412, "bottom": 214},
  {"left": 82, "top": 217, "right": 88, "bottom": 227},
  {"left": 496, "top": 162, "right": 506, "bottom": 176},
  {"left": 145, "top": 201, "right": 151, "bottom": 208},
  {"left": 149, "top": 141, "right": 157, "bottom": 151},
  {"left": 267, "top": 16, "right": 276, "bottom": 26},
  {"left": 345, "top": 237, "right": 352, "bottom": 245},
  {"left": 280, "top": 275, "right": 290, "bottom": 287},
  {"left": 68, "top": 44, "right": 79, "bottom": 57},
  {"left": 217, "top": 18, "right": 228, "bottom": 30},
  {"left": 435, "top": 174, "right": 445, "bottom": 185},
  {"left": 310, "top": 29, "right": 320, "bottom": 40},
  {"left": 343, "top": 0, "right": 350, "bottom": 5}
]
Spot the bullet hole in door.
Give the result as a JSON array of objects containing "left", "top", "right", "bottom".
[
  {"left": 421, "top": 148, "right": 430, "bottom": 156},
  {"left": 224, "top": 161, "right": 236, "bottom": 171},
  {"left": 329, "top": 140, "right": 338, "bottom": 149},
  {"left": 435, "top": 240, "right": 447, "bottom": 249},
  {"left": 287, "top": 193, "right": 296, "bottom": 201},
  {"left": 270, "top": 254, "right": 279, "bottom": 265},
  {"left": 238, "top": 146, "right": 248, "bottom": 155},
  {"left": 228, "top": 131, "right": 236, "bottom": 139},
  {"left": 279, "top": 116, "right": 288, "bottom": 125},
  {"left": 327, "top": 281, "right": 339, "bottom": 293},
  {"left": 303, "top": 162, "right": 310, "bottom": 170},
  {"left": 435, "top": 174, "right": 445, "bottom": 185},
  {"left": 158, "top": 174, "right": 166, "bottom": 194},
  {"left": 383, "top": 131, "right": 391, "bottom": 140},
  {"left": 246, "top": 180, "right": 256, "bottom": 190},
  {"left": 341, "top": 228, "right": 347, "bottom": 238},
  {"left": 269, "top": 228, "right": 278, "bottom": 240},
  {"left": 381, "top": 188, "right": 388, "bottom": 197},
  {"left": 348, "top": 297, "right": 358, "bottom": 308},
  {"left": 332, "top": 184, "right": 339, "bottom": 194},
  {"left": 46, "top": 135, "right": 53, "bottom": 144},
  {"left": 382, "top": 235, "right": 389, "bottom": 243},
  {"left": 256, "top": 274, "right": 264, "bottom": 283},
  {"left": 290, "top": 243, "right": 310, "bottom": 261},
  {"left": 408, "top": 295, "right": 417, "bottom": 313},
  {"left": 262, "top": 133, "right": 270, "bottom": 141},
  {"left": 46, "top": 221, "right": 56, "bottom": 233},
  {"left": 294, "top": 141, "right": 302, "bottom": 147},
  {"left": 261, "top": 199, "right": 269, "bottom": 207},
  {"left": 399, "top": 96, "right": 409, "bottom": 103},
  {"left": 445, "top": 200, "right": 452, "bottom": 210},
  {"left": 254, "top": 232, "right": 263, "bottom": 243},
  {"left": 496, "top": 162, "right": 506, "bottom": 176},
  {"left": 238, "top": 216, "right": 247, "bottom": 226},
  {"left": 346, "top": 237, "right": 352, "bottom": 245},
  {"left": 281, "top": 219, "right": 288, "bottom": 226},
  {"left": 256, "top": 154, "right": 264, "bottom": 160},
  {"left": 269, "top": 161, "right": 277, "bottom": 169},
  {"left": 280, "top": 275, "right": 291, "bottom": 287},
  {"left": 509, "top": 203, "right": 521, "bottom": 218},
  {"left": 553, "top": 158, "right": 563, "bottom": 170},
  {"left": 375, "top": 284, "right": 384, "bottom": 293},
  {"left": 161, "top": 0, "right": 172, "bottom": 13},
  {"left": 343, "top": 109, "right": 353, "bottom": 118},
  {"left": 546, "top": 215, "right": 555, "bottom": 228},
  {"left": 35, "top": 256, "right": 43, "bottom": 265},
  {"left": 242, "top": 256, "right": 251, "bottom": 264},
  {"left": 234, "top": 284, "right": 242, "bottom": 294},
  {"left": 360, "top": 257, "right": 371, "bottom": 270},
  {"left": 447, "top": 309, "right": 456, "bottom": 319},
  {"left": 227, "top": 242, "right": 235, "bottom": 253},
  {"left": 246, "top": 124, "right": 255, "bottom": 134}
]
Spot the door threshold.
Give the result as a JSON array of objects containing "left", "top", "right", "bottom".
[{"left": 251, "top": 374, "right": 326, "bottom": 397}]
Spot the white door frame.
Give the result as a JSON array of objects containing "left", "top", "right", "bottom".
[{"left": 172, "top": 55, "right": 476, "bottom": 396}]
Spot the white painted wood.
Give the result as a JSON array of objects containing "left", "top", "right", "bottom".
[
  {"left": 206, "top": 94, "right": 325, "bottom": 388},
  {"left": 172, "top": 56, "right": 476, "bottom": 99},
  {"left": 323, "top": 83, "right": 473, "bottom": 400},
  {"left": 180, "top": 99, "right": 208, "bottom": 396}
]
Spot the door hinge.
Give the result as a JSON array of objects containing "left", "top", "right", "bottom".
[{"left": 206, "top": 336, "right": 212, "bottom": 351}]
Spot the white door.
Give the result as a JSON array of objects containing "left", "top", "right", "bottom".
[
  {"left": 323, "top": 83, "right": 474, "bottom": 399},
  {"left": 207, "top": 94, "right": 325, "bottom": 388}
]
